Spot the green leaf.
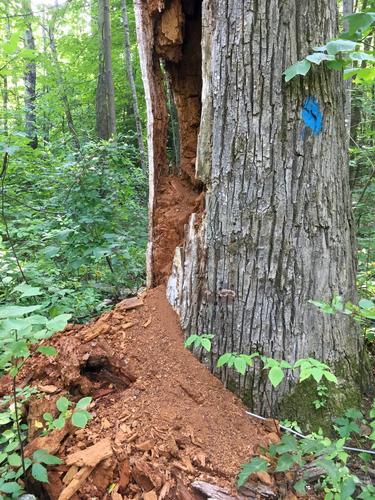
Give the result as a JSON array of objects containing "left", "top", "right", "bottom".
[
  {"left": 217, "top": 353, "right": 232, "bottom": 367},
  {"left": 306, "top": 53, "right": 335, "bottom": 65},
  {"left": 43, "top": 412, "right": 53, "bottom": 423},
  {"left": 0, "top": 482, "right": 22, "bottom": 494},
  {"left": 359, "top": 299, "right": 374, "bottom": 310},
  {"left": 76, "top": 397, "right": 92, "bottom": 410},
  {"left": 0, "top": 305, "right": 42, "bottom": 319},
  {"left": 56, "top": 396, "right": 71, "bottom": 413},
  {"left": 342, "top": 12, "right": 375, "bottom": 39},
  {"left": 71, "top": 410, "right": 90, "bottom": 428},
  {"left": 32, "top": 450, "right": 63, "bottom": 465},
  {"left": 283, "top": 59, "right": 311, "bottom": 82},
  {"left": 350, "top": 52, "right": 375, "bottom": 62},
  {"left": 326, "top": 39, "right": 357, "bottom": 55},
  {"left": 201, "top": 337, "right": 212, "bottom": 352},
  {"left": 7, "top": 453, "right": 22, "bottom": 467},
  {"left": 234, "top": 356, "right": 247, "bottom": 375},
  {"left": 13, "top": 283, "right": 42, "bottom": 298},
  {"left": 237, "top": 457, "right": 268, "bottom": 488},
  {"left": 294, "top": 479, "right": 307, "bottom": 494},
  {"left": 31, "top": 462, "right": 49, "bottom": 483},
  {"left": 275, "top": 453, "right": 298, "bottom": 472},
  {"left": 341, "top": 476, "right": 356, "bottom": 499},
  {"left": 323, "top": 371, "right": 337, "bottom": 384},
  {"left": 268, "top": 366, "right": 284, "bottom": 387},
  {"left": 53, "top": 415, "right": 66, "bottom": 430},
  {"left": 37, "top": 346, "right": 57, "bottom": 357},
  {"left": 184, "top": 335, "right": 197, "bottom": 347},
  {"left": 46, "top": 314, "right": 71, "bottom": 333},
  {"left": 10, "top": 340, "right": 29, "bottom": 358}
]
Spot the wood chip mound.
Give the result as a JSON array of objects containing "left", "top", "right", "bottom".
[{"left": 3, "top": 286, "right": 286, "bottom": 499}]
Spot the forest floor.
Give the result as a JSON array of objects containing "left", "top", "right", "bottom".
[{"left": 0, "top": 286, "right": 300, "bottom": 500}]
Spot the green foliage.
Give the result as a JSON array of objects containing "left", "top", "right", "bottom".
[
  {"left": 43, "top": 396, "right": 92, "bottom": 433},
  {"left": 239, "top": 418, "right": 375, "bottom": 498},
  {"left": 283, "top": 12, "right": 375, "bottom": 83},
  {"left": 237, "top": 457, "right": 268, "bottom": 487},
  {"left": 184, "top": 333, "right": 214, "bottom": 352},
  {"left": 310, "top": 296, "right": 375, "bottom": 344}
]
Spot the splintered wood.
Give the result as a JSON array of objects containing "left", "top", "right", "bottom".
[
  {"left": 65, "top": 437, "right": 113, "bottom": 467},
  {"left": 58, "top": 438, "right": 113, "bottom": 500}
]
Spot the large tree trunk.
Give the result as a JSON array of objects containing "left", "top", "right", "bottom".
[
  {"left": 23, "top": 1, "right": 38, "bottom": 149},
  {"left": 96, "top": 0, "right": 116, "bottom": 140},
  {"left": 121, "top": 0, "right": 146, "bottom": 170},
  {"left": 135, "top": 0, "right": 369, "bottom": 421}
]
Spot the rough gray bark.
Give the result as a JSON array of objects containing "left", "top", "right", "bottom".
[
  {"left": 96, "top": 0, "right": 116, "bottom": 140},
  {"left": 121, "top": 0, "right": 145, "bottom": 169},
  {"left": 23, "top": 1, "right": 37, "bottom": 149},
  {"left": 136, "top": 0, "right": 368, "bottom": 417}
]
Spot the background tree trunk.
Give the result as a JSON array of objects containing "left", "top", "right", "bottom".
[
  {"left": 135, "top": 0, "right": 369, "bottom": 422},
  {"left": 47, "top": 23, "right": 80, "bottom": 151},
  {"left": 121, "top": 0, "right": 145, "bottom": 169},
  {"left": 96, "top": 0, "right": 116, "bottom": 140},
  {"left": 23, "top": 1, "right": 38, "bottom": 149}
]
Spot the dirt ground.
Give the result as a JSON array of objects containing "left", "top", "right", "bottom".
[{"left": 1, "top": 286, "right": 293, "bottom": 499}]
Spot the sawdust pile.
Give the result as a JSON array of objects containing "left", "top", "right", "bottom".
[{"left": 1, "top": 287, "right": 286, "bottom": 499}]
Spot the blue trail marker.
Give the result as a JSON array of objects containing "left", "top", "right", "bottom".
[{"left": 301, "top": 97, "right": 323, "bottom": 135}]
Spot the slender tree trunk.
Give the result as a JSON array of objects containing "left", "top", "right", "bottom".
[
  {"left": 343, "top": 0, "right": 353, "bottom": 137},
  {"left": 135, "top": 0, "right": 369, "bottom": 421},
  {"left": 23, "top": 1, "right": 38, "bottom": 149},
  {"left": 96, "top": 0, "right": 116, "bottom": 140},
  {"left": 1, "top": 76, "right": 8, "bottom": 136},
  {"left": 47, "top": 24, "right": 80, "bottom": 150},
  {"left": 121, "top": 0, "right": 145, "bottom": 169}
]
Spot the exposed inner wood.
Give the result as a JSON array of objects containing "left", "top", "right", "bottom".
[{"left": 135, "top": 0, "right": 204, "bottom": 287}]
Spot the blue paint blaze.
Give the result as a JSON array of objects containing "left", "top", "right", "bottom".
[{"left": 301, "top": 97, "right": 323, "bottom": 135}]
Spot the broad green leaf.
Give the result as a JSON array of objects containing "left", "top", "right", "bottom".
[
  {"left": 306, "top": 53, "right": 335, "bottom": 65},
  {"left": 359, "top": 299, "right": 374, "bottom": 310},
  {"left": 31, "top": 462, "right": 49, "bottom": 483},
  {"left": 323, "top": 371, "right": 337, "bottom": 384},
  {"left": 237, "top": 457, "right": 268, "bottom": 487},
  {"left": 217, "top": 353, "right": 233, "bottom": 367},
  {"left": 46, "top": 314, "right": 71, "bottom": 333},
  {"left": 350, "top": 52, "right": 375, "bottom": 62},
  {"left": 268, "top": 366, "right": 284, "bottom": 387},
  {"left": 342, "top": 12, "right": 375, "bottom": 39},
  {"left": 184, "top": 335, "right": 197, "bottom": 347},
  {"left": 71, "top": 410, "right": 89, "bottom": 428},
  {"left": 275, "top": 453, "right": 298, "bottom": 472},
  {"left": 294, "top": 479, "right": 307, "bottom": 494},
  {"left": 283, "top": 59, "right": 311, "bottom": 82},
  {"left": 7, "top": 453, "right": 22, "bottom": 467},
  {"left": 0, "top": 482, "right": 22, "bottom": 494},
  {"left": 43, "top": 412, "right": 53, "bottom": 423},
  {"left": 0, "top": 305, "right": 42, "bottom": 319},
  {"left": 341, "top": 476, "right": 356, "bottom": 499},
  {"left": 201, "top": 337, "right": 212, "bottom": 352},
  {"left": 234, "top": 356, "right": 247, "bottom": 375},
  {"left": 37, "top": 346, "right": 57, "bottom": 357},
  {"left": 326, "top": 39, "right": 357, "bottom": 55},
  {"left": 270, "top": 435, "right": 299, "bottom": 455},
  {"left": 32, "top": 449, "right": 63, "bottom": 465},
  {"left": 10, "top": 340, "right": 29, "bottom": 358},
  {"left": 56, "top": 396, "right": 70, "bottom": 413},
  {"left": 53, "top": 415, "right": 66, "bottom": 430},
  {"left": 76, "top": 397, "right": 92, "bottom": 409},
  {"left": 13, "top": 283, "right": 42, "bottom": 298}
]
